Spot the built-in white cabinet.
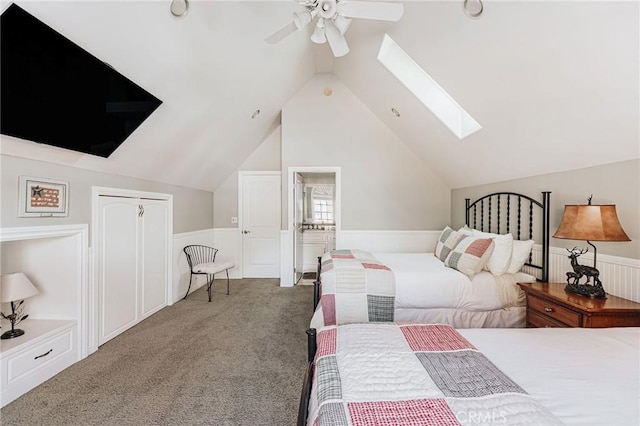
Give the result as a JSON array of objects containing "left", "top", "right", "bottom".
[
  {"left": 96, "top": 194, "right": 170, "bottom": 345},
  {"left": 1, "top": 320, "right": 77, "bottom": 407},
  {"left": 302, "top": 231, "right": 336, "bottom": 273},
  {"left": 0, "top": 225, "right": 88, "bottom": 407}
]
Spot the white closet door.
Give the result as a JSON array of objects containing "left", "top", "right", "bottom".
[
  {"left": 98, "top": 196, "right": 139, "bottom": 345},
  {"left": 140, "top": 199, "right": 169, "bottom": 318}
]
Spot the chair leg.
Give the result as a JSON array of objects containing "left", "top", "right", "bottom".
[
  {"left": 184, "top": 273, "right": 194, "bottom": 300},
  {"left": 207, "top": 274, "right": 214, "bottom": 302},
  {"left": 226, "top": 269, "right": 230, "bottom": 295}
]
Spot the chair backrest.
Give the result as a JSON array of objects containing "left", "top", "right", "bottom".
[{"left": 183, "top": 245, "right": 218, "bottom": 269}]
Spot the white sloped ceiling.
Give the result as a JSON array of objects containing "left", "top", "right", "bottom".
[{"left": 1, "top": 1, "right": 638, "bottom": 191}]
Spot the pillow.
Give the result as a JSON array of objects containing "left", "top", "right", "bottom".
[
  {"left": 444, "top": 236, "right": 495, "bottom": 278},
  {"left": 458, "top": 225, "right": 474, "bottom": 236},
  {"left": 507, "top": 239, "right": 535, "bottom": 274},
  {"left": 434, "top": 226, "right": 464, "bottom": 262},
  {"left": 472, "top": 230, "right": 514, "bottom": 275}
]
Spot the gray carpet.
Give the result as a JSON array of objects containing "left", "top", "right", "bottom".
[{"left": 0, "top": 279, "right": 313, "bottom": 426}]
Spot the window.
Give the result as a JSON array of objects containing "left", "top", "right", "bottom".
[
  {"left": 313, "top": 199, "right": 334, "bottom": 223},
  {"left": 377, "top": 34, "right": 481, "bottom": 139}
]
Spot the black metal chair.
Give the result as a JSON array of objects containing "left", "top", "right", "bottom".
[{"left": 183, "top": 245, "right": 234, "bottom": 302}]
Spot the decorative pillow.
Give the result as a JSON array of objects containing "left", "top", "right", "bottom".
[
  {"left": 507, "top": 239, "right": 535, "bottom": 274},
  {"left": 434, "top": 226, "right": 464, "bottom": 262},
  {"left": 444, "top": 236, "right": 495, "bottom": 278},
  {"left": 472, "top": 230, "right": 514, "bottom": 275}
]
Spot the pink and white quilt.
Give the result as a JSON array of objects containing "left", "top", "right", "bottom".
[
  {"left": 307, "top": 323, "right": 561, "bottom": 426},
  {"left": 312, "top": 250, "right": 395, "bottom": 328}
]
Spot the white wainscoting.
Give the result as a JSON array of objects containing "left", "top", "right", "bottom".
[
  {"left": 171, "top": 228, "right": 241, "bottom": 304},
  {"left": 337, "top": 230, "right": 442, "bottom": 253},
  {"left": 546, "top": 246, "right": 640, "bottom": 303},
  {"left": 280, "top": 230, "right": 294, "bottom": 287}
]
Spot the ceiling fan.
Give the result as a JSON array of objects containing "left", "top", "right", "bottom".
[{"left": 265, "top": 0, "right": 404, "bottom": 57}]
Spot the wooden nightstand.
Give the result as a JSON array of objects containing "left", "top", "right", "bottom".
[{"left": 517, "top": 282, "right": 640, "bottom": 328}]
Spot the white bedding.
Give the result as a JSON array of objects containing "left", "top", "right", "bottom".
[
  {"left": 306, "top": 324, "right": 640, "bottom": 426},
  {"left": 459, "top": 327, "right": 640, "bottom": 426},
  {"left": 373, "top": 252, "right": 535, "bottom": 311}
]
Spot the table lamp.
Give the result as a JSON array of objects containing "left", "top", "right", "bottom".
[
  {"left": 553, "top": 196, "right": 630, "bottom": 298},
  {"left": 1, "top": 272, "right": 40, "bottom": 339}
]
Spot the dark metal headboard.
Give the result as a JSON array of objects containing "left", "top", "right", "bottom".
[{"left": 465, "top": 191, "right": 551, "bottom": 282}]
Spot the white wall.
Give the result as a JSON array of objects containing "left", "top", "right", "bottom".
[
  {"left": 281, "top": 74, "right": 451, "bottom": 231},
  {"left": 213, "top": 126, "right": 281, "bottom": 228}
]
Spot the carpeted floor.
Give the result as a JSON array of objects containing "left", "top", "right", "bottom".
[{"left": 0, "top": 279, "right": 313, "bottom": 426}]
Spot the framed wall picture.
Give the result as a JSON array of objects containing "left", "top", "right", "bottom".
[{"left": 18, "top": 176, "right": 69, "bottom": 217}]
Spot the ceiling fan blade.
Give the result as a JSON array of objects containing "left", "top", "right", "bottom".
[
  {"left": 265, "top": 21, "right": 298, "bottom": 44},
  {"left": 340, "top": 1, "right": 404, "bottom": 22},
  {"left": 325, "top": 21, "right": 349, "bottom": 57}
]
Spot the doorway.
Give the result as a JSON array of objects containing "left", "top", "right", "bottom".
[{"left": 286, "top": 167, "right": 341, "bottom": 286}]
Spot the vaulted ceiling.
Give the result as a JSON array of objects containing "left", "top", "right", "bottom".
[{"left": 1, "top": 1, "right": 638, "bottom": 191}]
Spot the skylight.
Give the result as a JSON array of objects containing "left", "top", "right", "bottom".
[{"left": 377, "top": 34, "right": 481, "bottom": 139}]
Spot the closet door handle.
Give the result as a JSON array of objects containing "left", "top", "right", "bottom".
[{"left": 138, "top": 205, "right": 144, "bottom": 217}]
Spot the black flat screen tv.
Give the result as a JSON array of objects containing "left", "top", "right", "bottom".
[{"left": 1, "top": 3, "right": 162, "bottom": 158}]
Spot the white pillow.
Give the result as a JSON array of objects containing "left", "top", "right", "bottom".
[
  {"left": 458, "top": 225, "right": 474, "bottom": 236},
  {"left": 471, "top": 230, "right": 513, "bottom": 275},
  {"left": 507, "top": 239, "right": 535, "bottom": 274}
]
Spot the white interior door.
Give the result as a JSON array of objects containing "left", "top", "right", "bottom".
[
  {"left": 294, "top": 173, "right": 304, "bottom": 283},
  {"left": 140, "top": 199, "right": 169, "bottom": 318},
  {"left": 98, "top": 196, "right": 138, "bottom": 345},
  {"left": 241, "top": 173, "right": 281, "bottom": 278}
]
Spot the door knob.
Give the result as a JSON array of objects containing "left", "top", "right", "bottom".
[{"left": 243, "top": 230, "right": 251, "bottom": 234}]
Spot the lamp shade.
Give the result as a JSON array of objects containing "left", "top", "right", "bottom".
[
  {"left": 553, "top": 205, "right": 631, "bottom": 242},
  {"left": 0, "top": 273, "right": 39, "bottom": 303}
]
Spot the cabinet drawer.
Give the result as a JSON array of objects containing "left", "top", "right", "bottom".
[
  {"left": 6, "top": 328, "right": 73, "bottom": 385},
  {"left": 528, "top": 310, "right": 569, "bottom": 328},
  {"left": 528, "top": 296, "right": 581, "bottom": 327}
]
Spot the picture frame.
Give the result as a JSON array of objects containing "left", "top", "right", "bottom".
[{"left": 18, "top": 176, "right": 69, "bottom": 217}]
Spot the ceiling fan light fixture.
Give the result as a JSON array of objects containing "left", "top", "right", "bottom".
[
  {"left": 311, "top": 18, "right": 327, "bottom": 44},
  {"left": 293, "top": 10, "right": 312, "bottom": 30},
  {"left": 318, "top": 0, "right": 338, "bottom": 19},
  {"left": 334, "top": 14, "right": 352, "bottom": 35}
]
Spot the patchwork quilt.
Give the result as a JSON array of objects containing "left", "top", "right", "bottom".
[
  {"left": 311, "top": 250, "right": 395, "bottom": 328},
  {"left": 307, "top": 323, "right": 561, "bottom": 426}
]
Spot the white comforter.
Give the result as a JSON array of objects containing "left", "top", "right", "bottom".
[
  {"left": 459, "top": 327, "right": 640, "bottom": 426},
  {"left": 373, "top": 253, "right": 535, "bottom": 311}
]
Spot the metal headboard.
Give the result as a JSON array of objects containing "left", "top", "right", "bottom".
[{"left": 465, "top": 191, "right": 551, "bottom": 282}]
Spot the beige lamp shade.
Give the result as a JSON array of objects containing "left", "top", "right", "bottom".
[
  {"left": 0, "top": 272, "right": 40, "bottom": 303},
  {"left": 553, "top": 205, "right": 631, "bottom": 242}
]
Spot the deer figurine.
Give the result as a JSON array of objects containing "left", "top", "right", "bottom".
[{"left": 566, "top": 247, "right": 602, "bottom": 289}]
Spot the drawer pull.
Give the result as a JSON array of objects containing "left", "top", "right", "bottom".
[
  {"left": 34, "top": 349, "right": 53, "bottom": 360},
  {"left": 544, "top": 307, "right": 553, "bottom": 313}
]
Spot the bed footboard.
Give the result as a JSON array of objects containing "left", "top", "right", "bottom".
[{"left": 297, "top": 328, "right": 317, "bottom": 426}]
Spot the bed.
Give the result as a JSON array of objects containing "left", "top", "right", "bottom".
[
  {"left": 311, "top": 191, "right": 551, "bottom": 329},
  {"left": 298, "top": 323, "right": 640, "bottom": 426}
]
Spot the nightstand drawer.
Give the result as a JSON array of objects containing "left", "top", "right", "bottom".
[
  {"left": 6, "top": 328, "right": 73, "bottom": 385},
  {"left": 528, "top": 310, "right": 570, "bottom": 328},
  {"left": 528, "top": 295, "right": 581, "bottom": 327}
]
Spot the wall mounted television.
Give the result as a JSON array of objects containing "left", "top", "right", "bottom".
[{"left": 0, "top": 3, "right": 162, "bottom": 158}]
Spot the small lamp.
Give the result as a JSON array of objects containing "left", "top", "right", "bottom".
[
  {"left": 1, "top": 272, "right": 39, "bottom": 339},
  {"left": 553, "top": 196, "right": 631, "bottom": 298}
]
